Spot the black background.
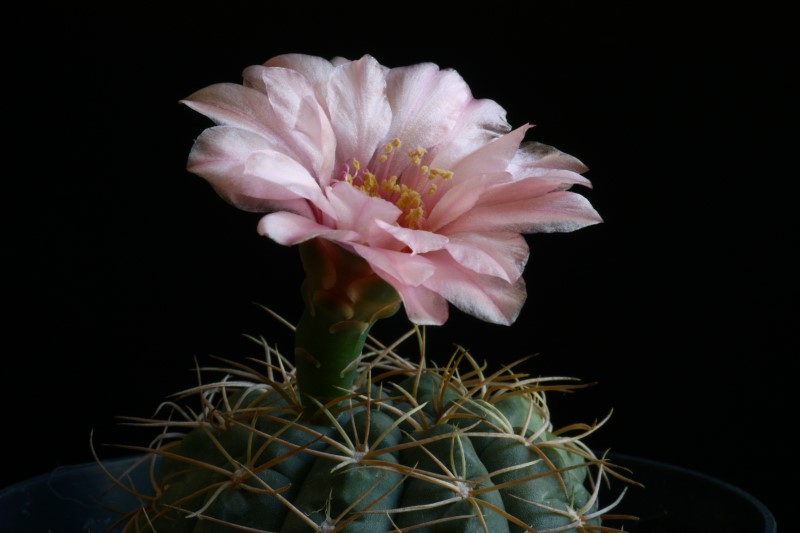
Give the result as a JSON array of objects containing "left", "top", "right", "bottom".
[{"left": 6, "top": 7, "right": 796, "bottom": 530}]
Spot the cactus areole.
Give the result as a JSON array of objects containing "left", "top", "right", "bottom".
[{"left": 114, "top": 54, "right": 630, "bottom": 532}]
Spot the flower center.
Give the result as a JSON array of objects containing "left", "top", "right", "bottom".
[{"left": 343, "top": 138, "right": 454, "bottom": 229}]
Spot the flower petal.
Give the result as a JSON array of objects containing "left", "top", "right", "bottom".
[
  {"left": 443, "top": 190, "right": 603, "bottom": 234},
  {"left": 426, "top": 172, "right": 510, "bottom": 232},
  {"left": 368, "top": 266, "right": 449, "bottom": 325},
  {"left": 509, "top": 141, "right": 589, "bottom": 174},
  {"left": 258, "top": 211, "right": 359, "bottom": 246},
  {"left": 351, "top": 244, "right": 435, "bottom": 288},
  {"left": 244, "top": 149, "right": 334, "bottom": 217},
  {"left": 187, "top": 126, "right": 310, "bottom": 212},
  {"left": 451, "top": 126, "right": 529, "bottom": 178},
  {"left": 422, "top": 128, "right": 527, "bottom": 227},
  {"left": 445, "top": 232, "right": 529, "bottom": 283},
  {"left": 424, "top": 251, "right": 526, "bottom": 325},
  {"left": 326, "top": 183, "right": 402, "bottom": 248},
  {"left": 242, "top": 66, "right": 336, "bottom": 184},
  {"left": 263, "top": 53, "right": 336, "bottom": 90},
  {"left": 374, "top": 220, "right": 449, "bottom": 255},
  {"left": 428, "top": 97, "right": 511, "bottom": 170},
  {"left": 384, "top": 63, "right": 473, "bottom": 175},
  {"left": 322, "top": 55, "right": 392, "bottom": 171},
  {"left": 182, "top": 77, "right": 336, "bottom": 187},
  {"left": 181, "top": 83, "right": 275, "bottom": 135}
]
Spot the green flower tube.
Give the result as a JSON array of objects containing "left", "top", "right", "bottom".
[{"left": 294, "top": 238, "right": 401, "bottom": 414}]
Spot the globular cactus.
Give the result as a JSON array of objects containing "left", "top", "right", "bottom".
[
  {"left": 118, "top": 324, "right": 626, "bottom": 533},
  {"left": 114, "top": 294, "right": 632, "bottom": 533}
]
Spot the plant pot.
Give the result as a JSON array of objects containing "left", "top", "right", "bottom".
[
  {"left": 0, "top": 454, "right": 776, "bottom": 532},
  {"left": 608, "top": 454, "right": 777, "bottom": 533}
]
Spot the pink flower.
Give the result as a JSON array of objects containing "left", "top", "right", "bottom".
[{"left": 183, "top": 54, "right": 601, "bottom": 326}]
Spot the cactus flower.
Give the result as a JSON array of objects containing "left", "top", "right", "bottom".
[{"left": 184, "top": 53, "right": 601, "bottom": 326}]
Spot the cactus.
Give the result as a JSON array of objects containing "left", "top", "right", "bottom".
[
  {"left": 117, "top": 322, "right": 628, "bottom": 533},
  {"left": 108, "top": 54, "right": 632, "bottom": 531}
]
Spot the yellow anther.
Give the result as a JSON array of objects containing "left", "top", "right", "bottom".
[
  {"left": 381, "top": 175, "right": 400, "bottom": 193},
  {"left": 420, "top": 165, "right": 430, "bottom": 176},
  {"left": 378, "top": 154, "right": 388, "bottom": 163},
  {"left": 396, "top": 186, "right": 421, "bottom": 210},
  {"left": 428, "top": 167, "right": 454, "bottom": 180},
  {"left": 363, "top": 172, "right": 378, "bottom": 195},
  {"left": 352, "top": 159, "right": 361, "bottom": 171},
  {"left": 405, "top": 206, "right": 425, "bottom": 229},
  {"left": 391, "top": 138, "right": 401, "bottom": 148},
  {"left": 405, "top": 145, "right": 429, "bottom": 167},
  {"left": 383, "top": 143, "right": 394, "bottom": 153},
  {"left": 345, "top": 173, "right": 354, "bottom": 184},
  {"left": 428, "top": 183, "right": 438, "bottom": 195}
]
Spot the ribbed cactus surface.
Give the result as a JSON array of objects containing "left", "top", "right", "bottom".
[{"left": 121, "top": 332, "right": 623, "bottom": 532}]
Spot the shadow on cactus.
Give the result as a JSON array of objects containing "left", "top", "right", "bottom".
[{"left": 101, "top": 53, "right": 636, "bottom": 531}]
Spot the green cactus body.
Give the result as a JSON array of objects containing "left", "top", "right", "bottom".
[{"left": 122, "top": 338, "right": 619, "bottom": 532}]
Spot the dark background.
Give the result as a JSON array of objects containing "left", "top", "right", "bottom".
[{"left": 7, "top": 8, "right": 796, "bottom": 530}]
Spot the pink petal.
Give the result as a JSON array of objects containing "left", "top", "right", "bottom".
[
  {"left": 428, "top": 98, "right": 511, "bottom": 170},
  {"left": 263, "top": 53, "right": 336, "bottom": 90},
  {"left": 424, "top": 251, "right": 527, "bottom": 325},
  {"left": 374, "top": 220, "right": 449, "bottom": 255},
  {"left": 322, "top": 55, "right": 392, "bottom": 171},
  {"left": 442, "top": 190, "right": 603, "bottom": 234},
  {"left": 244, "top": 149, "right": 334, "bottom": 218},
  {"left": 326, "top": 183, "right": 401, "bottom": 248},
  {"left": 421, "top": 128, "right": 526, "bottom": 226},
  {"left": 242, "top": 66, "right": 336, "bottom": 184},
  {"left": 187, "top": 126, "right": 310, "bottom": 212},
  {"left": 480, "top": 169, "right": 594, "bottom": 204},
  {"left": 182, "top": 77, "right": 335, "bottom": 187},
  {"left": 426, "top": 172, "right": 510, "bottom": 232},
  {"left": 181, "top": 83, "right": 274, "bottom": 135},
  {"left": 451, "top": 126, "right": 529, "bottom": 178},
  {"left": 509, "top": 141, "right": 589, "bottom": 174},
  {"left": 258, "top": 211, "right": 359, "bottom": 246},
  {"left": 384, "top": 63, "right": 473, "bottom": 176},
  {"left": 445, "top": 232, "right": 529, "bottom": 283},
  {"left": 351, "top": 244, "right": 435, "bottom": 288},
  {"left": 368, "top": 265, "right": 449, "bottom": 325}
]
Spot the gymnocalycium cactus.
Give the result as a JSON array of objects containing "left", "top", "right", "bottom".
[{"left": 113, "top": 54, "right": 631, "bottom": 532}]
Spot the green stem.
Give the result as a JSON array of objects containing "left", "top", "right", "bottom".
[
  {"left": 294, "top": 239, "right": 401, "bottom": 416},
  {"left": 294, "top": 308, "right": 372, "bottom": 410}
]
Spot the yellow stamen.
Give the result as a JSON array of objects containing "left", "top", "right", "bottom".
[
  {"left": 381, "top": 175, "right": 400, "bottom": 193},
  {"left": 405, "top": 206, "right": 425, "bottom": 229},
  {"left": 341, "top": 138, "right": 453, "bottom": 230},
  {"left": 396, "top": 185, "right": 421, "bottom": 210},
  {"left": 362, "top": 171, "right": 378, "bottom": 196},
  {"left": 406, "top": 145, "right": 427, "bottom": 166}
]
